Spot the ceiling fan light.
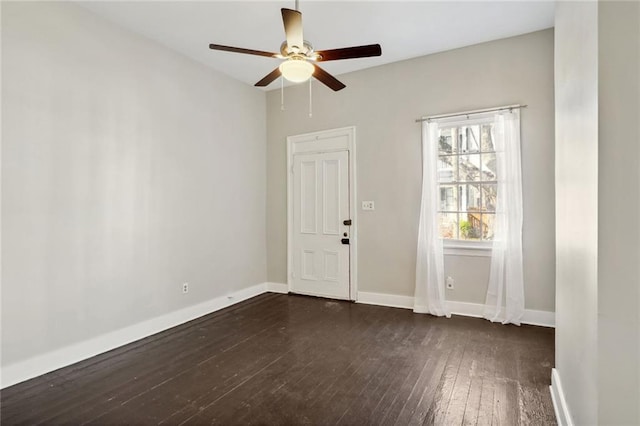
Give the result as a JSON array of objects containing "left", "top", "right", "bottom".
[{"left": 279, "top": 59, "right": 314, "bottom": 83}]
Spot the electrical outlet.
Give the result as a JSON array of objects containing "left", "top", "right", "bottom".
[
  {"left": 362, "top": 201, "right": 375, "bottom": 211},
  {"left": 446, "top": 276, "right": 455, "bottom": 290},
  {"left": 182, "top": 282, "right": 189, "bottom": 294}
]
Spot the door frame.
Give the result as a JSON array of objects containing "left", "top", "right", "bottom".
[{"left": 287, "top": 126, "right": 358, "bottom": 301}]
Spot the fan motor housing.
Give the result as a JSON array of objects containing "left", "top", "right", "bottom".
[{"left": 280, "top": 40, "right": 314, "bottom": 57}]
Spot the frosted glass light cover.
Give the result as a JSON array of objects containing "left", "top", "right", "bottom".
[{"left": 279, "top": 59, "right": 314, "bottom": 83}]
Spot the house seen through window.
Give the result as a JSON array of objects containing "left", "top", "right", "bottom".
[{"left": 437, "top": 120, "right": 497, "bottom": 241}]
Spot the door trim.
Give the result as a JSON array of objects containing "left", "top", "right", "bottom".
[{"left": 287, "top": 127, "right": 357, "bottom": 301}]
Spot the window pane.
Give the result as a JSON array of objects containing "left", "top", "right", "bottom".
[
  {"left": 438, "top": 213, "right": 458, "bottom": 239},
  {"left": 482, "top": 213, "right": 496, "bottom": 240},
  {"left": 458, "top": 154, "right": 481, "bottom": 181},
  {"left": 438, "top": 128, "right": 455, "bottom": 154},
  {"left": 481, "top": 124, "right": 495, "bottom": 151},
  {"left": 481, "top": 152, "right": 497, "bottom": 181},
  {"left": 481, "top": 184, "right": 497, "bottom": 211},
  {"left": 437, "top": 155, "right": 457, "bottom": 182},
  {"left": 459, "top": 212, "right": 482, "bottom": 240},
  {"left": 458, "top": 125, "right": 481, "bottom": 153},
  {"left": 458, "top": 183, "right": 481, "bottom": 212},
  {"left": 437, "top": 120, "right": 500, "bottom": 241},
  {"left": 439, "top": 185, "right": 457, "bottom": 211}
]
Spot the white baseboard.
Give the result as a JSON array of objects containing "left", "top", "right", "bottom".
[
  {"left": 449, "top": 301, "right": 555, "bottom": 327},
  {"left": 356, "top": 291, "right": 414, "bottom": 309},
  {"left": 447, "top": 300, "right": 485, "bottom": 318},
  {"left": 357, "top": 292, "right": 555, "bottom": 327},
  {"left": 1, "top": 282, "right": 270, "bottom": 389},
  {"left": 550, "top": 368, "right": 574, "bottom": 426},
  {"left": 521, "top": 308, "right": 556, "bottom": 327},
  {"left": 266, "top": 282, "right": 289, "bottom": 294}
]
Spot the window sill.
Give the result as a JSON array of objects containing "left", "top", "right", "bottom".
[{"left": 443, "top": 240, "right": 492, "bottom": 257}]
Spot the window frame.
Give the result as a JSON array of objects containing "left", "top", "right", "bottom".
[{"left": 432, "top": 113, "right": 497, "bottom": 255}]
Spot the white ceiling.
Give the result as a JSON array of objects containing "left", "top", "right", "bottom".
[{"left": 78, "top": 1, "right": 555, "bottom": 90}]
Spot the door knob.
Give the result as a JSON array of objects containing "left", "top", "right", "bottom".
[
  {"left": 341, "top": 238, "right": 350, "bottom": 245},
  {"left": 343, "top": 219, "right": 352, "bottom": 226}
]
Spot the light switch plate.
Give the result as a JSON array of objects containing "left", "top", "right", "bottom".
[{"left": 362, "top": 201, "right": 375, "bottom": 210}]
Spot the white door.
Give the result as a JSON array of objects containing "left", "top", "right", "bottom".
[{"left": 292, "top": 150, "right": 350, "bottom": 299}]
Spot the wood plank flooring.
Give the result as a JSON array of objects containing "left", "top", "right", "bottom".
[{"left": 0, "top": 293, "right": 556, "bottom": 425}]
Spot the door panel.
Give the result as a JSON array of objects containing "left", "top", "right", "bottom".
[
  {"left": 323, "top": 159, "right": 341, "bottom": 235},
  {"left": 300, "top": 161, "right": 317, "bottom": 234},
  {"left": 292, "top": 151, "right": 350, "bottom": 299}
]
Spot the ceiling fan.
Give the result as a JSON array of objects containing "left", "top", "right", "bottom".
[{"left": 208, "top": 6, "right": 382, "bottom": 91}]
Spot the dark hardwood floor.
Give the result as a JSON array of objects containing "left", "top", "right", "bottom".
[{"left": 0, "top": 293, "right": 556, "bottom": 425}]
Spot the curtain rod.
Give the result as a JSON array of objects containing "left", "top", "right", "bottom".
[{"left": 415, "top": 104, "right": 527, "bottom": 123}]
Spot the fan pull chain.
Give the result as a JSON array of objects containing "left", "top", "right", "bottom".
[
  {"left": 308, "top": 77, "right": 313, "bottom": 118},
  {"left": 280, "top": 76, "right": 285, "bottom": 111}
]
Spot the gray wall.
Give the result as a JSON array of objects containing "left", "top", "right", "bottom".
[
  {"left": 597, "top": 1, "right": 639, "bottom": 423},
  {"left": 1, "top": 2, "right": 267, "bottom": 367},
  {"left": 555, "top": 1, "right": 640, "bottom": 424},
  {"left": 266, "top": 29, "right": 555, "bottom": 312}
]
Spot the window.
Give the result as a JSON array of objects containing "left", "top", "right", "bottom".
[{"left": 437, "top": 120, "right": 497, "bottom": 241}]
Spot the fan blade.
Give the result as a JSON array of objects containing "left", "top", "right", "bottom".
[
  {"left": 281, "top": 8, "right": 304, "bottom": 52},
  {"left": 313, "top": 65, "right": 346, "bottom": 91},
  {"left": 255, "top": 68, "right": 282, "bottom": 87},
  {"left": 209, "top": 43, "right": 278, "bottom": 58},
  {"left": 316, "top": 44, "right": 382, "bottom": 62}
]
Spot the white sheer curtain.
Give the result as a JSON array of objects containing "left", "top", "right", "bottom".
[
  {"left": 483, "top": 110, "right": 525, "bottom": 325},
  {"left": 414, "top": 121, "right": 450, "bottom": 317}
]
